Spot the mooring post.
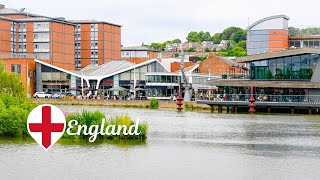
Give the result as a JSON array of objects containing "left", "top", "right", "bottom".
[
  {"left": 291, "top": 108, "right": 294, "bottom": 114},
  {"left": 309, "top": 108, "right": 312, "bottom": 115},
  {"left": 218, "top": 106, "right": 222, "bottom": 113},
  {"left": 235, "top": 106, "right": 238, "bottom": 113},
  {"left": 227, "top": 107, "right": 230, "bottom": 113},
  {"left": 267, "top": 107, "right": 271, "bottom": 114},
  {"left": 210, "top": 105, "right": 214, "bottom": 113},
  {"left": 177, "top": 85, "right": 183, "bottom": 112},
  {"left": 249, "top": 86, "right": 256, "bottom": 113}
]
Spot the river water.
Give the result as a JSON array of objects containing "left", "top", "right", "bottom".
[{"left": 1, "top": 106, "right": 320, "bottom": 180}]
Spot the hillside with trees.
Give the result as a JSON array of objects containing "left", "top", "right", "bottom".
[{"left": 145, "top": 26, "right": 247, "bottom": 57}]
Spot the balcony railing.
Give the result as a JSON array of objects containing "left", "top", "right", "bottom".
[{"left": 197, "top": 94, "right": 320, "bottom": 103}]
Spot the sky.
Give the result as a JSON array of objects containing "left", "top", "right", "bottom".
[{"left": 2, "top": 0, "right": 320, "bottom": 46}]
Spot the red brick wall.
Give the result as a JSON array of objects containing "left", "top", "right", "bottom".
[
  {"left": 79, "top": 23, "right": 121, "bottom": 68},
  {"left": 171, "top": 62, "right": 195, "bottom": 72},
  {"left": 51, "top": 22, "right": 75, "bottom": 70},
  {"left": 199, "top": 55, "right": 242, "bottom": 75},
  {"left": 0, "top": 19, "right": 11, "bottom": 55}
]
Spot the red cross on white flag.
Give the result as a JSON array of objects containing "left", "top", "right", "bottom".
[{"left": 27, "top": 104, "right": 66, "bottom": 151}]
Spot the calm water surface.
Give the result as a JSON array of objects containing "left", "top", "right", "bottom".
[{"left": 1, "top": 106, "right": 320, "bottom": 180}]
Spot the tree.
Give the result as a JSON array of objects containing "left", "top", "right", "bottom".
[
  {"left": 205, "top": 47, "right": 211, "bottom": 52},
  {"left": 0, "top": 62, "right": 24, "bottom": 96},
  {"left": 150, "top": 43, "right": 162, "bottom": 50},
  {"left": 202, "top": 32, "right": 212, "bottom": 41},
  {"left": 211, "top": 33, "right": 222, "bottom": 44},
  {"left": 221, "top": 27, "right": 243, "bottom": 40},
  {"left": 230, "top": 30, "right": 246, "bottom": 43},
  {"left": 187, "top": 31, "right": 200, "bottom": 42},
  {"left": 237, "top": 40, "right": 247, "bottom": 49},
  {"left": 188, "top": 48, "right": 196, "bottom": 52},
  {"left": 172, "top": 39, "right": 182, "bottom": 43}
]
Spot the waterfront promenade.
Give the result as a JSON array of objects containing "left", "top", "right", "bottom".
[
  {"left": 33, "top": 99, "right": 209, "bottom": 110},
  {"left": 197, "top": 95, "right": 320, "bottom": 114}
]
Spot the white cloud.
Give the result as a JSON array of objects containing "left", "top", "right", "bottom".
[{"left": 2, "top": 0, "right": 320, "bottom": 46}]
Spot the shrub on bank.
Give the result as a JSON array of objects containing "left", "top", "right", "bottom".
[
  {"left": 0, "top": 62, "right": 36, "bottom": 137},
  {"left": 0, "top": 93, "right": 35, "bottom": 137},
  {"left": 63, "top": 110, "right": 148, "bottom": 140},
  {"left": 150, "top": 98, "right": 159, "bottom": 109}
]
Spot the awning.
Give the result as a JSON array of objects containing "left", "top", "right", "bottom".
[{"left": 107, "top": 86, "right": 128, "bottom": 91}]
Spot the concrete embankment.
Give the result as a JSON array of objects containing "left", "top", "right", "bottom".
[{"left": 33, "top": 99, "right": 210, "bottom": 110}]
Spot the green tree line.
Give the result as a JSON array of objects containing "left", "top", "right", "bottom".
[{"left": 289, "top": 27, "right": 320, "bottom": 36}]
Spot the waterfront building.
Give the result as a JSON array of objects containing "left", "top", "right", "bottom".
[
  {"left": 210, "top": 48, "right": 320, "bottom": 102},
  {"left": 35, "top": 59, "right": 168, "bottom": 96},
  {"left": 247, "top": 15, "right": 290, "bottom": 55}
]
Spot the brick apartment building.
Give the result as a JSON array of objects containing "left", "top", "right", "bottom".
[
  {"left": 70, "top": 20, "right": 121, "bottom": 69},
  {"left": 0, "top": 4, "right": 121, "bottom": 94}
]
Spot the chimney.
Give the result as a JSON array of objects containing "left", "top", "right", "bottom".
[
  {"left": 208, "top": 52, "right": 213, "bottom": 58},
  {"left": 0, "top": 4, "right": 5, "bottom": 9}
]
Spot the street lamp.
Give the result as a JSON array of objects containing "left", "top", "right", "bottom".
[
  {"left": 208, "top": 69, "right": 211, "bottom": 101},
  {"left": 21, "top": 62, "right": 30, "bottom": 98}
]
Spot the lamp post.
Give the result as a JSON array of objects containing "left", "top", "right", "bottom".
[
  {"left": 208, "top": 69, "right": 211, "bottom": 101},
  {"left": 81, "top": 72, "right": 84, "bottom": 97},
  {"left": 21, "top": 62, "right": 30, "bottom": 98}
]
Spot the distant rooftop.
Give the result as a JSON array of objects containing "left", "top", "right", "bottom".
[
  {"left": 69, "top": 19, "right": 121, "bottom": 27},
  {"left": 121, "top": 46, "right": 160, "bottom": 52},
  {"left": 0, "top": 5, "right": 44, "bottom": 18}
]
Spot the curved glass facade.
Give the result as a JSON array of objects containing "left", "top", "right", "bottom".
[{"left": 250, "top": 54, "right": 319, "bottom": 80}]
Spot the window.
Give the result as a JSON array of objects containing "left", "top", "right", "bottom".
[
  {"left": 34, "top": 22, "right": 49, "bottom": 30},
  {"left": 34, "top": 33, "right": 49, "bottom": 41},
  {"left": 34, "top": 43, "right": 49, "bottom": 50},
  {"left": 11, "top": 64, "right": 21, "bottom": 74},
  {"left": 18, "top": 34, "right": 26, "bottom": 39}
]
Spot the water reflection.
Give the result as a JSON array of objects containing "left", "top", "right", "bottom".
[
  {"left": 1, "top": 106, "right": 320, "bottom": 179},
  {"left": 0, "top": 137, "right": 147, "bottom": 148}
]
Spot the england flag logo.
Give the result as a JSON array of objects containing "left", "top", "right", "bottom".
[{"left": 27, "top": 104, "right": 66, "bottom": 151}]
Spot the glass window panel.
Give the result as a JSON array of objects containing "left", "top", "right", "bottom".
[{"left": 291, "top": 56, "right": 301, "bottom": 79}]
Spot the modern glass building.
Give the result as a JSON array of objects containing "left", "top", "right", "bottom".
[
  {"left": 247, "top": 15, "right": 290, "bottom": 55},
  {"left": 250, "top": 53, "right": 319, "bottom": 80},
  {"left": 209, "top": 48, "right": 320, "bottom": 102},
  {"left": 145, "top": 73, "right": 180, "bottom": 99}
]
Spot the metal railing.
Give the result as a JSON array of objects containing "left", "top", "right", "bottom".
[{"left": 197, "top": 94, "right": 320, "bottom": 103}]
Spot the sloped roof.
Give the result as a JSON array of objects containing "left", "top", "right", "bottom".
[
  {"left": 219, "top": 57, "right": 238, "bottom": 66},
  {"left": 247, "top": 15, "right": 290, "bottom": 31},
  {"left": 0, "top": 7, "right": 44, "bottom": 18},
  {"left": 69, "top": 20, "right": 121, "bottom": 27},
  {"left": 89, "top": 61, "right": 135, "bottom": 76}
]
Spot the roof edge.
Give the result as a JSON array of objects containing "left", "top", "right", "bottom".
[{"left": 247, "top": 15, "right": 290, "bottom": 31}]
